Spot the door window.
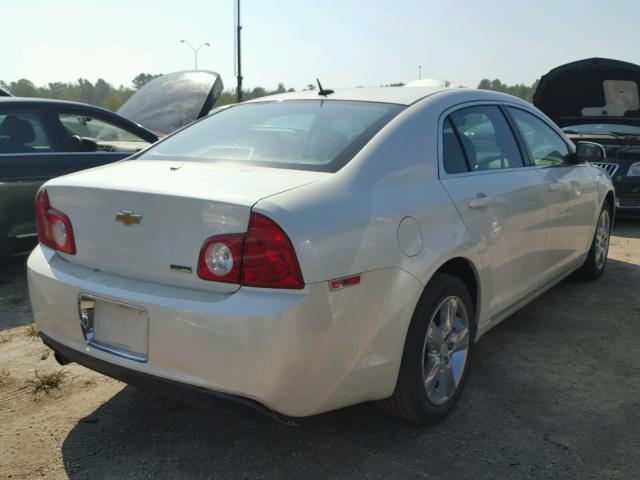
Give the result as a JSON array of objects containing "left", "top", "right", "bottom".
[
  {"left": 447, "top": 106, "right": 524, "bottom": 171},
  {"left": 0, "top": 112, "right": 53, "bottom": 154},
  {"left": 507, "top": 108, "right": 572, "bottom": 166},
  {"left": 58, "top": 113, "right": 150, "bottom": 153}
]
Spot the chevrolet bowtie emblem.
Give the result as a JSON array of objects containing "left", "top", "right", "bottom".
[{"left": 115, "top": 210, "right": 143, "bottom": 226}]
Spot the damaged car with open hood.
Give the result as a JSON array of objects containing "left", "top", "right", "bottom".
[{"left": 535, "top": 58, "right": 640, "bottom": 214}]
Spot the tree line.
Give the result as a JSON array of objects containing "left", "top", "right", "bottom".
[
  {"left": 0, "top": 74, "right": 540, "bottom": 111},
  {"left": 0, "top": 74, "right": 297, "bottom": 111},
  {"left": 477, "top": 78, "right": 539, "bottom": 102}
]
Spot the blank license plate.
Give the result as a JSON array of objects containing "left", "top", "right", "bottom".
[{"left": 79, "top": 295, "right": 149, "bottom": 362}]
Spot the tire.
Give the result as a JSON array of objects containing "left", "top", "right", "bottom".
[
  {"left": 578, "top": 201, "right": 613, "bottom": 280},
  {"left": 379, "top": 273, "right": 476, "bottom": 425}
]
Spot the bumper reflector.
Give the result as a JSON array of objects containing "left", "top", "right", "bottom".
[{"left": 329, "top": 275, "right": 361, "bottom": 291}]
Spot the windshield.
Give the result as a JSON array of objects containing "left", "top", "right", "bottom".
[
  {"left": 563, "top": 123, "right": 640, "bottom": 135},
  {"left": 138, "top": 100, "right": 404, "bottom": 172}
]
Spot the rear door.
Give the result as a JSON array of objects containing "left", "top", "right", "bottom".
[
  {"left": 0, "top": 106, "right": 60, "bottom": 255},
  {"left": 506, "top": 107, "right": 598, "bottom": 282},
  {"left": 439, "top": 104, "right": 549, "bottom": 320}
]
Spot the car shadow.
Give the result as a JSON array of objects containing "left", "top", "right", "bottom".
[{"left": 59, "top": 257, "right": 640, "bottom": 479}]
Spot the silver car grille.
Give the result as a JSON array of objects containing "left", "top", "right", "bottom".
[{"left": 592, "top": 162, "right": 619, "bottom": 177}]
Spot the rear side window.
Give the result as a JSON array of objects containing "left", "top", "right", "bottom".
[
  {"left": 507, "top": 108, "right": 572, "bottom": 166},
  {"left": 443, "top": 118, "right": 469, "bottom": 173},
  {"left": 448, "top": 106, "right": 524, "bottom": 171},
  {"left": 0, "top": 111, "right": 53, "bottom": 154},
  {"left": 139, "top": 100, "right": 405, "bottom": 172}
]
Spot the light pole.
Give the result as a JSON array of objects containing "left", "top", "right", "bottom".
[
  {"left": 235, "top": 0, "right": 243, "bottom": 102},
  {"left": 180, "top": 40, "right": 210, "bottom": 70},
  {"left": 418, "top": 65, "right": 422, "bottom": 80}
]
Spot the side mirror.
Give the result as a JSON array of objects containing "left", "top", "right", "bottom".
[{"left": 575, "top": 141, "right": 606, "bottom": 163}]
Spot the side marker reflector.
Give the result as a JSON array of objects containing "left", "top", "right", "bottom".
[{"left": 329, "top": 275, "right": 361, "bottom": 291}]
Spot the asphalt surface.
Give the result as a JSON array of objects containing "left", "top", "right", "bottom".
[{"left": 1, "top": 220, "right": 640, "bottom": 479}]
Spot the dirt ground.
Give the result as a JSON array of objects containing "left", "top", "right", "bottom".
[{"left": 1, "top": 221, "right": 639, "bottom": 480}]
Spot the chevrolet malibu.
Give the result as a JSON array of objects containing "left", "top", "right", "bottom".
[{"left": 28, "top": 87, "right": 614, "bottom": 424}]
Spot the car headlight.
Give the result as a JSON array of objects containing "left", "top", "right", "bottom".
[{"left": 628, "top": 162, "right": 640, "bottom": 177}]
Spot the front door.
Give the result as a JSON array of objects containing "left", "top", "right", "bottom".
[{"left": 506, "top": 107, "right": 598, "bottom": 282}]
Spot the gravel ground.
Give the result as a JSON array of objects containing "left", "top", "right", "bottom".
[{"left": 1, "top": 220, "right": 639, "bottom": 479}]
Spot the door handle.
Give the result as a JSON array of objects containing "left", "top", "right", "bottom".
[
  {"left": 548, "top": 182, "right": 563, "bottom": 192},
  {"left": 469, "top": 196, "right": 492, "bottom": 209}
]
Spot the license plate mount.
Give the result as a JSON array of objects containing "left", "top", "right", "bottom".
[{"left": 78, "top": 294, "right": 149, "bottom": 362}]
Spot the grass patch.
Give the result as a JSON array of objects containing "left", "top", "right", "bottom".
[
  {"left": 24, "top": 323, "right": 38, "bottom": 337},
  {"left": 27, "top": 370, "right": 65, "bottom": 394}
]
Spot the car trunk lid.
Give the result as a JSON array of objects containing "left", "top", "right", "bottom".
[{"left": 44, "top": 160, "right": 327, "bottom": 293}]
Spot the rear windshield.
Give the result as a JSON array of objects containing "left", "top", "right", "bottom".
[{"left": 138, "top": 100, "right": 404, "bottom": 172}]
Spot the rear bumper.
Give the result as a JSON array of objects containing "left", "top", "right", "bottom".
[
  {"left": 40, "top": 332, "right": 294, "bottom": 423},
  {"left": 28, "top": 245, "right": 421, "bottom": 417}
]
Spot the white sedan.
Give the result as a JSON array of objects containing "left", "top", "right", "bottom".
[{"left": 28, "top": 86, "right": 614, "bottom": 424}]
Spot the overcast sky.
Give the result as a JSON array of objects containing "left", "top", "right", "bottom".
[{"left": 2, "top": 0, "right": 638, "bottom": 91}]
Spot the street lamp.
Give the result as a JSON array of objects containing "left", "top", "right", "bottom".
[{"left": 180, "top": 40, "right": 211, "bottom": 71}]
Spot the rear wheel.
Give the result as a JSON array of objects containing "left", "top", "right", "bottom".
[
  {"left": 578, "top": 202, "right": 612, "bottom": 280},
  {"left": 379, "top": 273, "right": 476, "bottom": 424}
]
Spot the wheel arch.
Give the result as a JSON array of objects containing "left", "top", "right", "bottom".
[
  {"left": 604, "top": 189, "right": 615, "bottom": 219},
  {"left": 430, "top": 256, "right": 481, "bottom": 323}
]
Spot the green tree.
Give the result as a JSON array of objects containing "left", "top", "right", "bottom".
[
  {"left": 132, "top": 73, "right": 162, "bottom": 90},
  {"left": 0, "top": 77, "right": 293, "bottom": 111},
  {"left": 477, "top": 78, "right": 539, "bottom": 102},
  {"left": 214, "top": 83, "right": 296, "bottom": 107},
  {"left": 8, "top": 79, "right": 38, "bottom": 97}
]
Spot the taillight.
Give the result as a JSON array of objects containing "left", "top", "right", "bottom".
[
  {"left": 197, "top": 234, "right": 244, "bottom": 283},
  {"left": 242, "top": 212, "right": 304, "bottom": 289},
  {"left": 197, "top": 212, "right": 304, "bottom": 289},
  {"left": 36, "top": 190, "right": 76, "bottom": 254}
]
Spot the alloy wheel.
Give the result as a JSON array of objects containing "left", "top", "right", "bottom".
[
  {"left": 421, "top": 296, "right": 470, "bottom": 406},
  {"left": 594, "top": 209, "right": 610, "bottom": 270}
]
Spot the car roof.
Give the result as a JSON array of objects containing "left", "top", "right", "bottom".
[
  {"left": 243, "top": 86, "right": 534, "bottom": 108},
  {"left": 245, "top": 86, "right": 454, "bottom": 106},
  {"left": 0, "top": 96, "right": 108, "bottom": 109}
]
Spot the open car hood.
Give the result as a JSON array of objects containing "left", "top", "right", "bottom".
[
  {"left": 533, "top": 58, "right": 640, "bottom": 128},
  {"left": 117, "top": 70, "right": 223, "bottom": 135}
]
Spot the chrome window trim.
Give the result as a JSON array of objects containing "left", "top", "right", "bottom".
[{"left": 437, "top": 100, "right": 539, "bottom": 180}]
